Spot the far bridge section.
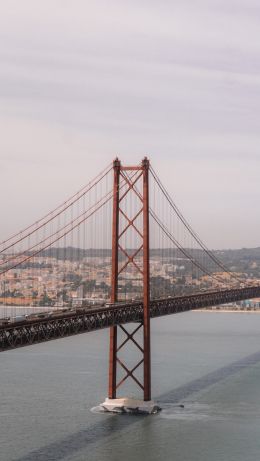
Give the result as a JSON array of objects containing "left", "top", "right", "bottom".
[{"left": 1, "top": 286, "right": 260, "bottom": 352}]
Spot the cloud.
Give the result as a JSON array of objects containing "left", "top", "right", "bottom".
[{"left": 0, "top": 0, "right": 260, "bottom": 248}]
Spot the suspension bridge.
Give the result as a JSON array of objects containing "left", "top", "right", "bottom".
[{"left": 1, "top": 157, "right": 259, "bottom": 411}]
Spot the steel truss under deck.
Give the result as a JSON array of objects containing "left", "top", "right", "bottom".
[{"left": 1, "top": 286, "right": 260, "bottom": 352}]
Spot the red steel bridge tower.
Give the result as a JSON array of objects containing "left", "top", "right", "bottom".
[{"left": 101, "top": 157, "right": 158, "bottom": 413}]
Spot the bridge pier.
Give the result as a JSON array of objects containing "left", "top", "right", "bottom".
[{"left": 101, "top": 397, "right": 159, "bottom": 414}]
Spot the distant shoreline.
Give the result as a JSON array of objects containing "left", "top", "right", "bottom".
[{"left": 193, "top": 308, "right": 260, "bottom": 314}]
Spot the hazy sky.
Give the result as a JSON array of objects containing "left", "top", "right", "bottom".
[{"left": 1, "top": 0, "right": 260, "bottom": 249}]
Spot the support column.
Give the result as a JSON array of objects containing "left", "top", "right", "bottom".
[
  {"left": 142, "top": 157, "right": 151, "bottom": 401},
  {"left": 108, "top": 158, "right": 120, "bottom": 399}
]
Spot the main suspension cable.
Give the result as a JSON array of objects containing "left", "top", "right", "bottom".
[
  {"left": 150, "top": 208, "right": 238, "bottom": 287},
  {"left": 150, "top": 165, "right": 245, "bottom": 285},
  {"left": 0, "top": 162, "right": 113, "bottom": 254}
]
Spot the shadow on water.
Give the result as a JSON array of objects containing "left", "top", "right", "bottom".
[
  {"left": 158, "top": 350, "right": 260, "bottom": 404},
  {"left": 15, "top": 415, "right": 140, "bottom": 461},
  {"left": 15, "top": 350, "right": 260, "bottom": 461}
]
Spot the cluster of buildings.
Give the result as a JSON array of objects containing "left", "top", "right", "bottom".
[{"left": 0, "top": 253, "right": 259, "bottom": 308}]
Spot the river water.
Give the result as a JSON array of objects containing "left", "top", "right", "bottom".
[{"left": 1, "top": 311, "right": 260, "bottom": 461}]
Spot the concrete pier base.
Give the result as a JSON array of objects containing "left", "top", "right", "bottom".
[{"left": 100, "top": 397, "right": 161, "bottom": 415}]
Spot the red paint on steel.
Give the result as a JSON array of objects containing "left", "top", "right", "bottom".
[
  {"left": 108, "top": 158, "right": 120, "bottom": 399},
  {"left": 107, "top": 157, "right": 152, "bottom": 401},
  {"left": 142, "top": 157, "right": 151, "bottom": 401}
]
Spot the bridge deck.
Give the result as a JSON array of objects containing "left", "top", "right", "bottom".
[{"left": 1, "top": 286, "right": 260, "bottom": 351}]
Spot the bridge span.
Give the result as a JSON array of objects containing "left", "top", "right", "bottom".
[
  {"left": 1, "top": 157, "right": 260, "bottom": 404},
  {"left": 1, "top": 286, "right": 260, "bottom": 352}
]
